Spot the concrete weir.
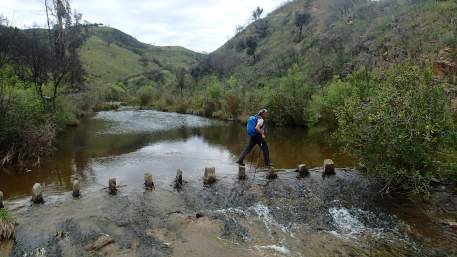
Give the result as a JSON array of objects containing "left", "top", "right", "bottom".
[{"left": 203, "top": 167, "right": 216, "bottom": 184}]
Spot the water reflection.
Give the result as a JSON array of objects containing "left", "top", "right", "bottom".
[{"left": 0, "top": 110, "right": 350, "bottom": 200}]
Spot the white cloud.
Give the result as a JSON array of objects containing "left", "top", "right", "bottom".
[{"left": 0, "top": 0, "right": 285, "bottom": 52}]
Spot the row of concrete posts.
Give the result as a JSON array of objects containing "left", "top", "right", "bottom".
[{"left": 0, "top": 159, "right": 335, "bottom": 205}]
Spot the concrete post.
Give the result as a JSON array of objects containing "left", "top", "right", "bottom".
[
  {"left": 175, "top": 169, "right": 183, "bottom": 188},
  {"left": 109, "top": 178, "right": 117, "bottom": 195},
  {"left": 297, "top": 164, "right": 309, "bottom": 178},
  {"left": 144, "top": 173, "right": 154, "bottom": 190},
  {"left": 266, "top": 167, "right": 277, "bottom": 180},
  {"left": 72, "top": 179, "right": 80, "bottom": 198},
  {"left": 238, "top": 166, "right": 247, "bottom": 180},
  {"left": 323, "top": 159, "right": 335, "bottom": 176},
  {"left": 0, "top": 191, "right": 4, "bottom": 209},
  {"left": 203, "top": 167, "right": 216, "bottom": 184},
  {"left": 32, "top": 183, "right": 44, "bottom": 204}
]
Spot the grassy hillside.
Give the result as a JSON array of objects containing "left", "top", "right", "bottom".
[
  {"left": 205, "top": 0, "right": 457, "bottom": 87},
  {"left": 80, "top": 26, "right": 205, "bottom": 97}
]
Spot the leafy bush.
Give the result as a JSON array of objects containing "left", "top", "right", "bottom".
[
  {"left": 103, "top": 83, "right": 127, "bottom": 102},
  {"left": 136, "top": 85, "right": 156, "bottom": 106},
  {"left": 442, "top": 31, "right": 457, "bottom": 47},
  {"left": 265, "top": 65, "right": 315, "bottom": 126},
  {"left": 0, "top": 83, "right": 56, "bottom": 165},
  {"left": 307, "top": 70, "right": 371, "bottom": 128},
  {"left": 223, "top": 91, "right": 242, "bottom": 119},
  {"left": 335, "top": 63, "right": 456, "bottom": 194}
]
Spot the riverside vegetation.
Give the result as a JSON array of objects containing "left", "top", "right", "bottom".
[{"left": 1, "top": 0, "right": 457, "bottom": 194}]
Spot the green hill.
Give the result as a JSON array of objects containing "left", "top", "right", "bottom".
[
  {"left": 80, "top": 26, "right": 205, "bottom": 94},
  {"left": 205, "top": 0, "right": 457, "bottom": 87}
]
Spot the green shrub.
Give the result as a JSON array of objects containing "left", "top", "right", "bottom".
[
  {"left": 265, "top": 65, "right": 315, "bottom": 126},
  {"left": 442, "top": 31, "right": 457, "bottom": 48},
  {"left": 307, "top": 78, "right": 358, "bottom": 128},
  {"left": 103, "top": 83, "right": 127, "bottom": 101},
  {"left": 335, "top": 63, "right": 456, "bottom": 194},
  {"left": 0, "top": 84, "right": 55, "bottom": 165},
  {"left": 223, "top": 90, "right": 242, "bottom": 119},
  {"left": 136, "top": 85, "right": 156, "bottom": 106}
]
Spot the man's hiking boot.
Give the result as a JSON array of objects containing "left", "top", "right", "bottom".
[{"left": 236, "top": 160, "right": 245, "bottom": 166}]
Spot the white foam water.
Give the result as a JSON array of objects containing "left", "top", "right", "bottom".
[
  {"left": 255, "top": 244, "right": 291, "bottom": 255},
  {"left": 329, "top": 207, "right": 366, "bottom": 235}
]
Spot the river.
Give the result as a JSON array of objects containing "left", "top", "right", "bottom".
[{"left": 0, "top": 109, "right": 456, "bottom": 256}]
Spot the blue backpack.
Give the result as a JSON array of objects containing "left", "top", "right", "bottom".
[{"left": 246, "top": 115, "right": 258, "bottom": 136}]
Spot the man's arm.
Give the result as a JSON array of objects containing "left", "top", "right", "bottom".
[{"left": 255, "top": 121, "right": 265, "bottom": 138}]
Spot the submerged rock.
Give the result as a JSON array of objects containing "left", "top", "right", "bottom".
[{"left": 84, "top": 234, "right": 114, "bottom": 251}]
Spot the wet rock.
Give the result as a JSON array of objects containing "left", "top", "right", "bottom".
[
  {"left": 266, "top": 167, "right": 277, "bottom": 180},
  {"left": 109, "top": 178, "right": 117, "bottom": 195},
  {"left": 297, "top": 164, "right": 309, "bottom": 178},
  {"left": 72, "top": 179, "right": 80, "bottom": 198},
  {"left": 238, "top": 166, "right": 247, "bottom": 180},
  {"left": 31, "top": 183, "right": 44, "bottom": 204},
  {"left": 144, "top": 173, "right": 154, "bottom": 190},
  {"left": 175, "top": 169, "right": 183, "bottom": 189},
  {"left": 323, "top": 159, "right": 335, "bottom": 176},
  {"left": 220, "top": 217, "right": 250, "bottom": 243},
  {"left": 0, "top": 191, "right": 3, "bottom": 209},
  {"left": 84, "top": 234, "right": 114, "bottom": 251},
  {"left": 203, "top": 167, "right": 216, "bottom": 185}
]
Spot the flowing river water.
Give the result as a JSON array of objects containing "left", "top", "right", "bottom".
[{"left": 0, "top": 109, "right": 456, "bottom": 256}]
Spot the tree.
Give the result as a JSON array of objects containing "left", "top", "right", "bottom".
[
  {"left": 252, "top": 6, "right": 263, "bottom": 21},
  {"left": 44, "top": 0, "right": 88, "bottom": 109},
  {"left": 335, "top": 64, "right": 457, "bottom": 194},
  {"left": 235, "top": 25, "right": 244, "bottom": 35},
  {"left": 175, "top": 67, "right": 186, "bottom": 96},
  {"left": 294, "top": 12, "right": 311, "bottom": 42}
]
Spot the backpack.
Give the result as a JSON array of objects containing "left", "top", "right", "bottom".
[{"left": 246, "top": 115, "right": 258, "bottom": 136}]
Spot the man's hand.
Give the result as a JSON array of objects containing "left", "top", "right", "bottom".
[{"left": 262, "top": 133, "right": 266, "bottom": 139}]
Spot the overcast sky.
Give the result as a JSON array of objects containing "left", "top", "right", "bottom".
[{"left": 1, "top": 0, "right": 284, "bottom": 52}]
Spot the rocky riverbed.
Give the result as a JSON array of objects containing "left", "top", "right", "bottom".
[{"left": 1, "top": 169, "right": 457, "bottom": 257}]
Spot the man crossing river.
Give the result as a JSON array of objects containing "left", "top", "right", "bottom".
[{"left": 236, "top": 109, "right": 271, "bottom": 168}]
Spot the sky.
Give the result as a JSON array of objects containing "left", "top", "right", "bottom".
[{"left": 0, "top": 0, "right": 285, "bottom": 52}]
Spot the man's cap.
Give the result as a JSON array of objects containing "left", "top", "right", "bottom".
[{"left": 258, "top": 109, "right": 268, "bottom": 116}]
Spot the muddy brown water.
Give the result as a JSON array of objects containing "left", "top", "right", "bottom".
[{"left": 0, "top": 109, "right": 456, "bottom": 257}]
